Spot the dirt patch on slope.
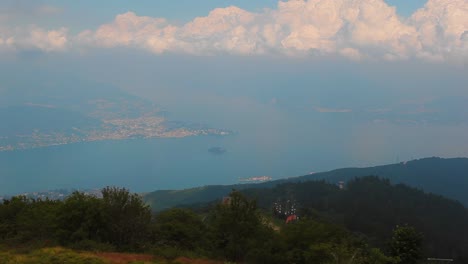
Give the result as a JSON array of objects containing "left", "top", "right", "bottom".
[{"left": 95, "top": 252, "right": 154, "bottom": 263}]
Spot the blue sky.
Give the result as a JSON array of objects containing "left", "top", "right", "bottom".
[
  {"left": 52, "top": 0, "right": 428, "bottom": 16},
  {"left": 50, "top": 0, "right": 428, "bottom": 20},
  {"left": 4, "top": 0, "right": 428, "bottom": 32}
]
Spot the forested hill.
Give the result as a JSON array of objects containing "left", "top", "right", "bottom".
[
  {"left": 144, "top": 157, "right": 468, "bottom": 211},
  {"left": 242, "top": 177, "right": 468, "bottom": 262},
  {"left": 291, "top": 157, "right": 468, "bottom": 205}
]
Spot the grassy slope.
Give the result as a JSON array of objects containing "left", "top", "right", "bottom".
[{"left": 0, "top": 247, "right": 222, "bottom": 264}]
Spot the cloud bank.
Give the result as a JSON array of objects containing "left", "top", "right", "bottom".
[
  {"left": 1, "top": 0, "right": 467, "bottom": 61},
  {"left": 0, "top": 26, "right": 68, "bottom": 52}
]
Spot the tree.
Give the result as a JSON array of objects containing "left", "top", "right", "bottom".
[
  {"left": 209, "top": 190, "right": 270, "bottom": 262},
  {"left": 0, "top": 196, "right": 60, "bottom": 243},
  {"left": 281, "top": 218, "right": 348, "bottom": 264},
  {"left": 0, "top": 196, "right": 29, "bottom": 240},
  {"left": 15, "top": 198, "right": 60, "bottom": 243},
  {"left": 101, "top": 187, "right": 152, "bottom": 250},
  {"left": 57, "top": 192, "right": 106, "bottom": 244},
  {"left": 389, "top": 225, "right": 423, "bottom": 264},
  {"left": 152, "top": 208, "right": 207, "bottom": 250}
]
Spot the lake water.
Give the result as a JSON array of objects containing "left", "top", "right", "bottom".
[
  {"left": 2, "top": 105, "right": 468, "bottom": 195},
  {"left": 2, "top": 56, "right": 468, "bottom": 195}
]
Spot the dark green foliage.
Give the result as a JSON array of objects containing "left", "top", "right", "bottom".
[
  {"left": 151, "top": 208, "right": 207, "bottom": 250},
  {"left": 58, "top": 187, "right": 152, "bottom": 251},
  {"left": 143, "top": 157, "right": 468, "bottom": 210},
  {"left": 100, "top": 187, "right": 152, "bottom": 250},
  {"left": 15, "top": 199, "right": 60, "bottom": 243},
  {"left": 0, "top": 196, "right": 60, "bottom": 244},
  {"left": 365, "top": 248, "right": 399, "bottom": 264},
  {"left": 144, "top": 185, "right": 257, "bottom": 212},
  {"left": 244, "top": 231, "right": 287, "bottom": 264},
  {"left": 0, "top": 187, "right": 151, "bottom": 251},
  {"left": 278, "top": 219, "right": 390, "bottom": 264},
  {"left": 240, "top": 177, "right": 468, "bottom": 261},
  {"left": 57, "top": 192, "right": 106, "bottom": 244},
  {"left": 208, "top": 190, "right": 266, "bottom": 262},
  {"left": 390, "top": 225, "right": 423, "bottom": 264},
  {"left": 281, "top": 218, "right": 348, "bottom": 263},
  {"left": 0, "top": 180, "right": 463, "bottom": 263},
  {"left": 298, "top": 157, "right": 468, "bottom": 206},
  {"left": 0, "top": 196, "right": 29, "bottom": 241}
]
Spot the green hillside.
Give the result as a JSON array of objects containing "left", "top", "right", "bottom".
[
  {"left": 299, "top": 157, "right": 468, "bottom": 205},
  {"left": 143, "top": 157, "right": 468, "bottom": 210},
  {"left": 242, "top": 177, "right": 468, "bottom": 261},
  {"left": 144, "top": 184, "right": 257, "bottom": 212},
  {"left": 0, "top": 186, "right": 402, "bottom": 264}
]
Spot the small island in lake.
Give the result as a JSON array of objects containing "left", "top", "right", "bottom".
[{"left": 208, "top": 147, "right": 227, "bottom": 155}]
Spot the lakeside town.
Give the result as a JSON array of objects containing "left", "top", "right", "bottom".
[
  {"left": 0, "top": 189, "right": 102, "bottom": 202},
  {"left": 0, "top": 116, "right": 232, "bottom": 152}
]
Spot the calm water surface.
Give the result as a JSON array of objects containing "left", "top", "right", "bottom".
[{"left": 2, "top": 107, "right": 468, "bottom": 195}]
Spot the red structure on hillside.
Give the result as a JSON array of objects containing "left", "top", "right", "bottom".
[{"left": 285, "top": 214, "right": 298, "bottom": 224}]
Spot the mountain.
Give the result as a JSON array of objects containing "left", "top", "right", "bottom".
[
  {"left": 243, "top": 177, "right": 468, "bottom": 262},
  {"left": 143, "top": 157, "right": 468, "bottom": 211},
  {"left": 299, "top": 157, "right": 468, "bottom": 206},
  {"left": 146, "top": 175, "right": 468, "bottom": 261}
]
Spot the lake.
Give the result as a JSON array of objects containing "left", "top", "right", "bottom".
[{"left": 2, "top": 104, "right": 468, "bottom": 195}]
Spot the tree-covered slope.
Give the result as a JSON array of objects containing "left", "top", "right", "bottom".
[
  {"left": 299, "top": 157, "right": 468, "bottom": 205},
  {"left": 144, "top": 184, "right": 257, "bottom": 212},
  {"left": 243, "top": 177, "right": 468, "bottom": 261},
  {"left": 144, "top": 157, "right": 468, "bottom": 210}
]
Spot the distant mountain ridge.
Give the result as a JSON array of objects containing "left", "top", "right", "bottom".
[{"left": 144, "top": 157, "right": 468, "bottom": 211}]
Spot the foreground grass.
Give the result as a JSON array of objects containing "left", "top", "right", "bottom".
[
  {"left": 0, "top": 247, "right": 223, "bottom": 264},
  {"left": 0, "top": 247, "right": 106, "bottom": 264}
]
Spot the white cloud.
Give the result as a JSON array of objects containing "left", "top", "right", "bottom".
[
  {"left": 0, "top": 0, "right": 69, "bottom": 52},
  {"left": 0, "top": 3, "right": 65, "bottom": 52},
  {"left": 410, "top": 0, "right": 468, "bottom": 60},
  {"left": 84, "top": 12, "right": 168, "bottom": 48},
  {"left": 0, "top": 26, "right": 68, "bottom": 52},
  {"left": 2, "top": 0, "right": 468, "bottom": 60},
  {"left": 77, "top": 8, "right": 261, "bottom": 55},
  {"left": 28, "top": 26, "right": 68, "bottom": 52}
]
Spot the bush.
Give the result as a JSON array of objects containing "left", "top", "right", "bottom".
[{"left": 152, "top": 208, "right": 207, "bottom": 251}]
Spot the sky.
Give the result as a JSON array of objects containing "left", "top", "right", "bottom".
[
  {"left": 0, "top": 0, "right": 466, "bottom": 136},
  {"left": 0, "top": 0, "right": 466, "bottom": 62},
  {"left": 1, "top": 0, "right": 466, "bottom": 130},
  {"left": 1, "top": 0, "right": 429, "bottom": 27}
]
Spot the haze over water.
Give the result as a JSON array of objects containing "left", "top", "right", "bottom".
[
  {"left": 1, "top": 55, "right": 467, "bottom": 195},
  {"left": 1, "top": 0, "right": 467, "bottom": 195}
]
